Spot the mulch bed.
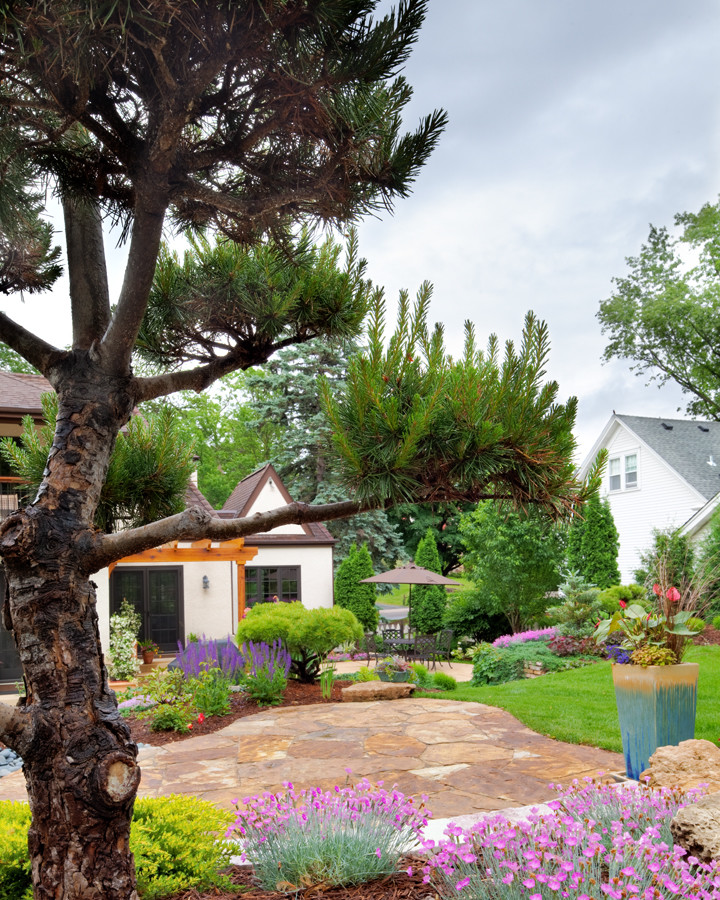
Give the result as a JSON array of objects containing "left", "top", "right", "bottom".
[
  {"left": 125, "top": 679, "right": 355, "bottom": 748},
  {"left": 693, "top": 625, "right": 720, "bottom": 646},
  {"left": 163, "top": 859, "right": 437, "bottom": 900}
]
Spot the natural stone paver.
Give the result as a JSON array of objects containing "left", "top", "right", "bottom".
[{"left": 0, "top": 697, "right": 623, "bottom": 821}]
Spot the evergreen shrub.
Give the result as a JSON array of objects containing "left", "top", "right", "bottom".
[
  {"left": 411, "top": 529, "right": 446, "bottom": 634},
  {"left": 237, "top": 602, "right": 362, "bottom": 682},
  {"left": 334, "top": 543, "right": 379, "bottom": 631},
  {"left": 0, "top": 796, "right": 234, "bottom": 900}
]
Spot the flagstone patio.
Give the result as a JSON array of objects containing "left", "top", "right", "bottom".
[{"left": 0, "top": 696, "right": 623, "bottom": 818}]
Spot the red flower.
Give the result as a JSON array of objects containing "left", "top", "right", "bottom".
[
  {"left": 666, "top": 586, "right": 681, "bottom": 603},
  {"left": 619, "top": 600, "right": 627, "bottom": 609},
  {"left": 198, "top": 712, "right": 205, "bottom": 724},
  {"left": 652, "top": 583, "right": 662, "bottom": 597},
  {"left": 188, "top": 723, "right": 193, "bottom": 729}
]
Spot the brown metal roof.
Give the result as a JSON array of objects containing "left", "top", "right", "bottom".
[{"left": 184, "top": 480, "right": 215, "bottom": 514}]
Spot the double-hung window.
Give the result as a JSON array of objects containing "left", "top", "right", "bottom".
[{"left": 609, "top": 453, "right": 638, "bottom": 491}]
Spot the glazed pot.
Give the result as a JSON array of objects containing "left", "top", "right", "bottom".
[
  {"left": 378, "top": 671, "right": 410, "bottom": 683},
  {"left": 612, "top": 662, "right": 699, "bottom": 779}
]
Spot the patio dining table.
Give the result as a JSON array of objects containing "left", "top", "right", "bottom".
[{"left": 383, "top": 636, "right": 415, "bottom": 660}]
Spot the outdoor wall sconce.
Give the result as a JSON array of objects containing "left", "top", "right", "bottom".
[{"left": 202, "top": 575, "right": 210, "bottom": 590}]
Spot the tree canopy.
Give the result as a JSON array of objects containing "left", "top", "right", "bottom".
[
  {"left": 598, "top": 199, "right": 720, "bottom": 419},
  {"left": 0, "top": 3, "right": 594, "bottom": 898}
]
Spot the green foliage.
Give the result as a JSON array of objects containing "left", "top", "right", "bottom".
[
  {"left": 0, "top": 394, "right": 194, "bottom": 533},
  {"left": 190, "top": 669, "right": 231, "bottom": 717},
  {"left": 696, "top": 508, "right": 720, "bottom": 618},
  {"left": 714, "top": 615, "right": 720, "bottom": 630},
  {"left": 598, "top": 584, "right": 648, "bottom": 616},
  {"left": 545, "top": 571, "right": 604, "bottom": 638},
  {"left": 107, "top": 599, "right": 141, "bottom": 682},
  {"left": 432, "top": 672, "right": 457, "bottom": 691},
  {"left": 442, "top": 588, "right": 508, "bottom": 642},
  {"left": 388, "top": 501, "right": 471, "bottom": 575},
  {"left": 244, "top": 334, "right": 406, "bottom": 573},
  {"left": 0, "top": 343, "right": 38, "bottom": 375},
  {"left": 460, "top": 502, "right": 566, "bottom": 633},
  {"left": 410, "top": 528, "right": 446, "bottom": 634},
  {"left": 155, "top": 372, "right": 276, "bottom": 508},
  {"left": 322, "top": 299, "right": 594, "bottom": 518},
  {"left": 687, "top": 616, "right": 706, "bottom": 634},
  {"left": 629, "top": 645, "right": 679, "bottom": 667},
  {"left": 0, "top": 801, "right": 32, "bottom": 900},
  {"left": 470, "top": 644, "right": 523, "bottom": 686},
  {"left": 139, "top": 667, "right": 190, "bottom": 706},
  {"left": 146, "top": 702, "right": 194, "bottom": 733},
  {"left": 334, "top": 543, "right": 379, "bottom": 631},
  {"left": 567, "top": 495, "right": 620, "bottom": 589},
  {"left": 244, "top": 665, "right": 288, "bottom": 706},
  {"left": 354, "top": 665, "right": 380, "bottom": 682},
  {"left": 237, "top": 602, "right": 363, "bottom": 683},
  {"left": 0, "top": 796, "right": 234, "bottom": 900},
  {"left": 598, "top": 199, "right": 720, "bottom": 419},
  {"left": 634, "top": 528, "right": 695, "bottom": 589},
  {"left": 131, "top": 796, "right": 235, "bottom": 899}
]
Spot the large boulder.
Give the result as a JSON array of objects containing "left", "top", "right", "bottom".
[
  {"left": 641, "top": 739, "right": 720, "bottom": 793},
  {"left": 342, "top": 681, "right": 415, "bottom": 701},
  {"left": 671, "top": 792, "right": 720, "bottom": 862}
]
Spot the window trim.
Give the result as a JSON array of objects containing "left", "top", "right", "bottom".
[{"left": 608, "top": 451, "right": 640, "bottom": 492}]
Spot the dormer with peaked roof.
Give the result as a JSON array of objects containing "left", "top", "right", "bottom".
[
  {"left": 220, "top": 463, "right": 334, "bottom": 546},
  {"left": 579, "top": 413, "right": 720, "bottom": 583}
]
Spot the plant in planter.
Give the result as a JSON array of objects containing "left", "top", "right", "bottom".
[
  {"left": 138, "top": 640, "right": 160, "bottom": 664},
  {"left": 374, "top": 655, "right": 414, "bottom": 682},
  {"left": 593, "top": 560, "right": 709, "bottom": 779}
]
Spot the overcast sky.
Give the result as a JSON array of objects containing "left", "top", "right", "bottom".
[{"left": 3, "top": 0, "right": 720, "bottom": 462}]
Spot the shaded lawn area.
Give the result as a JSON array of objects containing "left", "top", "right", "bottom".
[{"left": 417, "top": 645, "right": 720, "bottom": 754}]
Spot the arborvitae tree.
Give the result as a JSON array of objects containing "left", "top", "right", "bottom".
[
  {"left": 580, "top": 495, "right": 620, "bottom": 588},
  {"left": 565, "top": 512, "right": 587, "bottom": 574},
  {"left": 0, "top": 5, "right": 592, "bottom": 894},
  {"left": 635, "top": 528, "right": 696, "bottom": 589},
  {"left": 410, "top": 528, "right": 447, "bottom": 634},
  {"left": 334, "top": 542, "right": 378, "bottom": 631}
]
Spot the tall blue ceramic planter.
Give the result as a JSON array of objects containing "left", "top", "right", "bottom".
[{"left": 612, "top": 662, "right": 699, "bottom": 780}]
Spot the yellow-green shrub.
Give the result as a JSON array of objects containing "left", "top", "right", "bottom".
[
  {"left": 0, "top": 801, "right": 32, "bottom": 900},
  {"left": 0, "top": 796, "right": 234, "bottom": 900}
]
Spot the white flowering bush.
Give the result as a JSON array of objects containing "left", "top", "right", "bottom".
[{"left": 108, "top": 599, "right": 141, "bottom": 681}]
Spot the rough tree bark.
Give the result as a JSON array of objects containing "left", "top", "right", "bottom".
[{"left": 0, "top": 361, "right": 141, "bottom": 899}]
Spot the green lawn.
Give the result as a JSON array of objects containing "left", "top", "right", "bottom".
[{"left": 417, "top": 645, "right": 720, "bottom": 754}]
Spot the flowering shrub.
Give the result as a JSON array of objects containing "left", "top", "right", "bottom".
[
  {"left": 108, "top": 599, "right": 141, "bottom": 681},
  {"left": 243, "top": 639, "right": 291, "bottom": 706},
  {"left": 227, "top": 778, "right": 430, "bottom": 890},
  {"left": 421, "top": 780, "right": 719, "bottom": 899},
  {"left": 493, "top": 627, "right": 557, "bottom": 648},
  {"left": 173, "top": 636, "right": 246, "bottom": 683}
]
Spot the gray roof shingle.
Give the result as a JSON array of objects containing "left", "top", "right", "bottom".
[{"left": 616, "top": 414, "right": 720, "bottom": 500}]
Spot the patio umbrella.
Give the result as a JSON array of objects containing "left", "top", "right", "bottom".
[{"left": 359, "top": 563, "right": 459, "bottom": 623}]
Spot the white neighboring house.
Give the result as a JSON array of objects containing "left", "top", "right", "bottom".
[{"left": 579, "top": 414, "right": 720, "bottom": 583}]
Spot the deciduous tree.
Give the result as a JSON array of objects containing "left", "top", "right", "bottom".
[{"left": 598, "top": 200, "right": 720, "bottom": 419}]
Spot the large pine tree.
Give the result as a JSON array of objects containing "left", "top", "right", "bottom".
[{"left": 0, "top": 4, "right": 591, "bottom": 896}]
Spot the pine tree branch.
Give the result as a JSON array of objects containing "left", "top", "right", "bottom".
[
  {"left": 84, "top": 500, "right": 367, "bottom": 572},
  {"left": 64, "top": 197, "right": 111, "bottom": 349},
  {"left": 0, "top": 312, "right": 63, "bottom": 375}
]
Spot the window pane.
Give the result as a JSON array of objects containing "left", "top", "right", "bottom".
[
  {"left": 609, "top": 474, "right": 621, "bottom": 491},
  {"left": 609, "top": 458, "right": 620, "bottom": 475},
  {"left": 280, "top": 573, "right": 298, "bottom": 601},
  {"left": 262, "top": 569, "right": 279, "bottom": 602},
  {"left": 625, "top": 454, "right": 638, "bottom": 487}
]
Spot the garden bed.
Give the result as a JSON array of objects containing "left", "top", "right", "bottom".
[
  {"left": 165, "top": 859, "right": 435, "bottom": 899},
  {"left": 125, "top": 679, "right": 354, "bottom": 747}
]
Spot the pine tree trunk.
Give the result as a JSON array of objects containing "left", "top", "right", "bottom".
[{"left": 0, "top": 365, "right": 141, "bottom": 899}]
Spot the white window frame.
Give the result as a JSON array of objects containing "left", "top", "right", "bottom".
[{"left": 608, "top": 451, "right": 639, "bottom": 492}]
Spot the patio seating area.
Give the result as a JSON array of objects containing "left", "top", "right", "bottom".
[{"left": 365, "top": 625, "right": 455, "bottom": 669}]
